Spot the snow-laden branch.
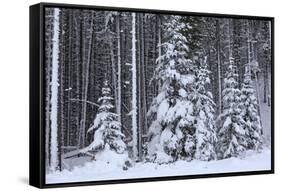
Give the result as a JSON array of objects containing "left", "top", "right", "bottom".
[{"left": 107, "top": 83, "right": 130, "bottom": 113}]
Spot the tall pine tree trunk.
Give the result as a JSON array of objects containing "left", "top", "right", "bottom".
[
  {"left": 268, "top": 20, "right": 271, "bottom": 107},
  {"left": 157, "top": 15, "right": 162, "bottom": 93},
  {"left": 131, "top": 12, "right": 138, "bottom": 161},
  {"left": 79, "top": 13, "right": 94, "bottom": 148},
  {"left": 116, "top": 13, "right": 122, "bottom": 121},
  {"left": 66, "top": 10, "right": 73, "bottom": 146},
  {"left": 137, "top": 14, "right": 142, "bottom": 161},
  {"left": 58, "top": 12, "right": 66, "bottom": 171},
  {"left": 74, "top": 11, "right": 81, "bottom": 147},
  {"left": 263, "top": 21, "right": 269, "bottom": 105},
  {"left": 216, "top": 19, "right": 222, "bottom": 114},
  {"left": 152, "top": 18, "right": 157, "bottom": 97},
  {"left": 77, "top": 13, "right": 84, "bottom": 148},
  {"left": 248, "top": 20, "right": 263, "bottom": 134},
  {"left": 110, "top": 42, "right": 118, "bottom": 112},
  {"left": 50, "top": 8, "right": 60, "bottom": 172},
  {"left": 141, "top": 16, "right": 148, "bottom": 161}
]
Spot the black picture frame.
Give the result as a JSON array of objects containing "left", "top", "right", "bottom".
[{"left": 30, "top": 2, "right": 274, "bottom": 189}]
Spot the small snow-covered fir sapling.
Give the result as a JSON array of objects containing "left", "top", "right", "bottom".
[
  {"left": 147, "top": 16, "right": 197, "bottom": 163},
  {"left": 218, "top": 58, "right": 247, "bottom": 159},
  {"left": 241, "top": 71, "right": 263, "bottom": 150},
  {"left": 81, "top": 80, "right": 131, "bottom": 169},
  {"left": 193, "top": 56, "right": 217, "bottom": 161}
]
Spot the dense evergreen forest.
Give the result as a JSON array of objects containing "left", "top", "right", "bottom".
[{"left": 44, "top": 7, "right": 272, "bottom": 178}]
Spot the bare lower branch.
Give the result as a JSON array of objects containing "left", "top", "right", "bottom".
[{"left": 70, "top": 98, "right": 100, "bottom": 107}]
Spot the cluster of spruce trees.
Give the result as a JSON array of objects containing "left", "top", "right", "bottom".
[{"left": 45, "top": 8, "right": 271, "bottom": 171}]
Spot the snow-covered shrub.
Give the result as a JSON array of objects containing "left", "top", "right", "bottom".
[
  {"left": 241, "top": 72, "right": 263, "bottom": 150},
  {"left": 82, "top": 80, "right": 130, "bottom": 169},
  {"left": 193, "top": 57, "right": 217, "bottom": 161},
  {"left": 218, "top": 59, "right": 247, "bottom": 159}
]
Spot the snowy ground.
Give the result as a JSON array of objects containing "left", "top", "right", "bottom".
[{"left": 46, "top": 148, "right": 271, "bottom": 184}]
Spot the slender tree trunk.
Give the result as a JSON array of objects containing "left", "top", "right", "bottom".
[
  {"left": 45, "top": 74, "right": 51, "bottom": 167},
  {"left": 157, "top": 16, "right": 162, "bottom": 93},
  {"left": 264, "top": 54, "right": 268, "bottom": 103},
  {"left": 45, "top": 34, "right": 51, "bottom": 168},
  {"left": 248, "top": 20, "right": 263, "bottom": 134},
  {"left": 268, "top": 21, "right": 271, "bottom": 107},
  {"left": 263, "top": 22, "right": 269, "bottom": 103},
  {"left": 79, "top": 13, "right": 94, "bottom": 148},
  {"left": 116, "top": 13, "right": 122, "bottom": 121},
  {"left": 263, "top": 22, "right": 269, "bottom": 104},
  {"left": 59, "top": 22, "right": 65, "bottom": 171},
  {"left": 228, "top": 19, "right": 233, "bottom": 62},
  {"left": 110, "top": 42, "right": 118, "bottom": 111},
  {"left": 216, "top": 19, "right": 222, "bottom": 114},
  {"left": 152, "top": 18, "right": 157, "bottom": 97},
  {"left": 77, "top": 13, "right": 84, "bottom": 148},
  {"left": 137, "top": 14, "right": 142, "bottom": 161},
  {"left": 50, "top": 8, "right": 60, "bottom": 172},
  {"left": 45, "top": 85, "right": 50, "bottom": 167},
  {"left": 131, "top": 12, "right": 138, "bottom": 161},
  {"left": 74, "top": 12, "right": 81, "bottom": 147},
  {"left": 247, "top": 21, "right": 251, "bottom": 67},
  {"left": 141, "top": 14, "right": 148, "bottom": 161},
  {"left": 67, "top": 10, "right": 73, "bottom": 146},
  {"left": 254, "top": 71, "right": 263, "bottom": 134}
]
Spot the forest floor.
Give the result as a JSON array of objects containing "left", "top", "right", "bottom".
[{"left": 46, "top": 147, "right": 271, "bottom": 184}]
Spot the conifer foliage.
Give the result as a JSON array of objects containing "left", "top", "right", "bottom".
[
  {"left": 241, "top": 72, "right": 263, "bottom": 150},
  {"left": 218, "top": 58, "right": 247, "bottom": 159},
  {"left": 146, "top": 17, "right": 220, "bottom": 163},
  {"left": 83, "top": 80, "right": 127, "bottom": 155},
  {"left": 194, "top": 57, "right": 217, "bottom": 161},
  {"left": 147, "top": 16, "right": 198, "bottom": 163}
]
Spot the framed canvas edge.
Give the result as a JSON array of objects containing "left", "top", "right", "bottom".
[
  {"left": 30, "top": 3, "right": 45, "bottom": 189},
  {"left": 40, "top": 2, "right": 274, "bottom": 20},
  {"left": 29, "top": 2, "right": 275, "bottom": 189},
  {"left": 41, "top": 170, "right": 274, "bottom": 189},
  {"left": 270, "top": 17, "right": 275, "bottom": 174}
]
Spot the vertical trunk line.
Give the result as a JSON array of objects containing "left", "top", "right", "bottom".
[
  {"left": 80, "top": 12, "right": 95, "bottom": 148},
  {"left": 50, "top": 8, "right": 60, "bottom": 172},
  {"left": 131, "top": 12, "right": 138, "bottom": 161}
]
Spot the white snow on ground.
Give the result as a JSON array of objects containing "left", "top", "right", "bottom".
[{"left": 46, "top": 148, "right": 271, "bottom": 184}]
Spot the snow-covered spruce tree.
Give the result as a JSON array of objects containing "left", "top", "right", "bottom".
[
  {"left": 193, "top": 56, "right": 217, "bottom": 161},
  {"left": 241, "top": 72, "right": 263, "bottom": 150},
  {"left": 218, "top": 58, "right": 247, "bottom": 159},
  {"left": 82, "top": 80, "right": 130, "bottom": 168},
  {"left": 147, "top": 16, "right": 196, "bottom": 163}
]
